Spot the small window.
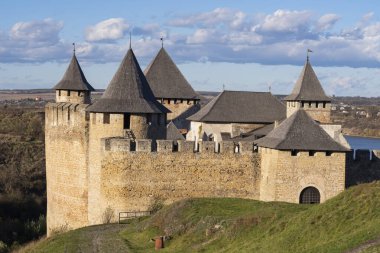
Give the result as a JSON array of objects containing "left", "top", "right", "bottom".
[
  {"left": 168, "top": 99, "right": 171, "bottom": 104},
  {"left": 309, "top": 102, "right": 312, "bottom": 107},
  {"left": 103, "top": 113, "right": 110, "bottom": 124},
  {"left": 291, "top": 150, "right": 299, "bottom": 156},
  {"left": 309, "top": 151, "right": 316, "bottom": 156},
  {"left": 316, "top": 102, "right": 319, "bottom": 108},
  {"left": 301, "top": 102, "right": 304, "bottom": 108},
  {"left": 58, "top": 90, "right": 61, "bottom": 96},
  {"left": 326, "top": 151, "right": 332, "bottom": 156},
  {"left": 174, "top": 99, "right": 177, "bottom": 104},
  {"left": 67, "top": 90, "right": 71, "bottom": 96},
  {"left": 323, "top": 102, "right": 326, "bottom": 108},
  {"left": 92, "top": 113, "right": 96, "bottom": 125},
  {"left": 68, "top": 109, "right": 70, "bottom": 121}
]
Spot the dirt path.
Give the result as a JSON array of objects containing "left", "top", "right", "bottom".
[{"left": 344, "top": 237, "right": 380, "bottom": 253}]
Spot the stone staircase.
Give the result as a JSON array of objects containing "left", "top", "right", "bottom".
[{"left": 123, "top": 129, "right": 136, "bottom": 141}]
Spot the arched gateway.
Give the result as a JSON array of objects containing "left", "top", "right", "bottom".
[{"left": 299, "top": 187, "right": 320, "bottom": 204}]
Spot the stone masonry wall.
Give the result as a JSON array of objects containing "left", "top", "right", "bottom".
[
  {"left": 45, "top": 103, "right": 90, "bottom": 236},
  {"left": 260, "top": 147, "right": 345, "bottom": 203},
  {"left": 160, "top": 99, "right": 197, "bottom": 121},
  {"left": 95, "top": 139, "right": 261, "bottom": 223}
]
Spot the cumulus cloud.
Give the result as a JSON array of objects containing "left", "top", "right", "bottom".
[
  {"left": 315, "top": 14, "right": 340, "bottom": 32},
  {"left": 10, "top": 18, "right": 63, "bottom": 45},
  {"left": 85, "top": 18, "right": 129, "bottom": 42},
  {"left": 169, "top": 8, "right": 248, "bottom": 30}
]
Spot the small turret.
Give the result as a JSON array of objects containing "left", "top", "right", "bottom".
[
  {"left": 53, "top": 45, "right": 95, "bottom": 104},
  {"left": 284, "top": 54, "right": 331, "bottom": 123}
]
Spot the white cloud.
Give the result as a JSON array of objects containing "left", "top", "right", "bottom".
[
  {"left": 253, "top": 10, "right": 311, "bottom": 34},
  {"left": 10, "top": 18, "right": 63, "bottom": 45},
  {"left": 316, "top": 14, "right": 340, "bottom": 32},
  {"left": 85, "top": 18, "right": 129, "bottom": 42},
  {"left": 169, "top": 8, "right": 248, "bottom": 30}
]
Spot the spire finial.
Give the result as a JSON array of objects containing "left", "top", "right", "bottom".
[
  {"left": 129, "top": 32, "right": 132, "bottom": 49},
  {"left": 160, "top": 36, "right": 164, "bottom": 48},
  {"left": 268, "top": 82, "right": 272, "bottom": 93},
  {"left": 72, "top": 42, "right": 76, "bottom": 55},
  {"left": 307, "top": 48, "right": 313, "bottom": 62},
  {"left": 222, "top": 83, "right": 225, "bottom": 91}
]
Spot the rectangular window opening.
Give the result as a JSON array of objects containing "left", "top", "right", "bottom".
[
  {"left": 58, "top": 90, "right": 61, "bottom": 96},
  {"left": 309, "top": 151, "right": 316, "bottom": 156},
  {"left": 326, "top": 151, "right": 332, "bottom": 156},
  {"left": 103, "top": 113, "right": 110, "bottom": 124},
  {"left": 92, "top": 113, "right": 96, "bottom": 125},
  {"left": 323, "top": 102, "right": 326, "bottom": 108},
  {"left": 291, "top": 150, "right": 299, "bottom": 156},
  {"left": 67, "top": 90, "right": 71, "bottom": 96},
  {"left": 124, "top": 113, "right": 131, "bottom": 129}
]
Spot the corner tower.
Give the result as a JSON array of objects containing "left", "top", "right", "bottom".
[
  {"left": 144, "top": 47, "right": 200, "bottom": 122},
  {"left": 284, "top": 57, "right": 331, "bottom": 123},
  {"left": 86, "top": 48, "right": 169, "bottom": 224},
  {"left": 53, "top": 52, "right": 95, "bottom": 104},
  {"left": 46, "top": 53, "right": 93, "bottom": 235}
]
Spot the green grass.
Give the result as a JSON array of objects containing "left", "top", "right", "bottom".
[{"left": 21, "top": 181, "right": 380, "bottom": 253}]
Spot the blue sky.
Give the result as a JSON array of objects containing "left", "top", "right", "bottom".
[{"left": 0, "top": 0, "right": 380, "bottom": 96}]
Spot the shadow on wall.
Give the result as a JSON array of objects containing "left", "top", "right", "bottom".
[
  {"left": 346, "top": 150, "right": 380, "bottom": 188},
  {"left": 171, "top": 104, "right": 201, "bottom": 130}
]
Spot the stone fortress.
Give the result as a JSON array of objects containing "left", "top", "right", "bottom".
[{"left": 45, "top": 45, "right": 379, "bottom": 236}]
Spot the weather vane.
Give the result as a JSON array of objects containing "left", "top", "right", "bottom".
[
  {"left": 160, "top": 32, "right": 165, "bottom": 48},
  {"left": 129, "top": 32, "right": 132, "bottom": 49},
  {"left": 72, "top": 42, "right": 76, "bottom": 55},
  {"left": 307, "top": 48, "right": 313, "bottom": 61}
]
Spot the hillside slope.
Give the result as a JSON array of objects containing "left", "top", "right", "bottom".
[{"left": 22, "top": 181, "right": 380, "bottom": 253}]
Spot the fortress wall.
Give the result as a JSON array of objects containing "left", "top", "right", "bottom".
[
  {"left": 260, "top": 148, "right": 345, "bottom": 203},
  {"left": 96, "top": 138, "right": 261, "bottom": 223},
  {"left": 45, "top": 103, "right": 90, "bottom": 235},
  {"left": 87, "top": 113, "right": 125, "bottom": 225},
  {"left": 287, "top": 102, "right": 331, "bottom": 123}
]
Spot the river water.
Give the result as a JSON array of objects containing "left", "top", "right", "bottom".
[{"left": 344, "top": 135, "right": 380, "bottom": 150}]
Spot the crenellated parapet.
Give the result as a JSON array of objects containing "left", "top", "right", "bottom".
[
  {"left": 45, "top": 102, "right": 90, "bottom": 127},
  {"left": 101, "top": 137, "right": 257, "bottom": 155}
]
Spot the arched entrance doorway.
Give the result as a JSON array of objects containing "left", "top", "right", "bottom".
[{"left": 299, "top": 187, "right": 320, "bottom": 204}]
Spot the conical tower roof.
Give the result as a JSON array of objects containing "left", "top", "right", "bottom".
[
  {"left": 255, "top": 110, "right": 348, "bottom": 151},
  {"left": 284, "top": 59, "right": 330, "bottom": 101},
  {"left": 53, "top": 54, "right": 95, "bottom": 91},
  {"left": 166, "top": 121, "right": 185, "bottom": 141},
  {"left": 144, "top": 48, "right": 199, "bottom": 100},
  {"left": 87, "top": 48, "right": 169, "bottom": 113}
]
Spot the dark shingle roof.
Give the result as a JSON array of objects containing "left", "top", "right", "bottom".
[
  {"left": 166, "top": 121, "right": 185, "bottom": 140},
  {"left": 144, "top": 48, "right": 199, "bottom": 100},
  {"left": 53, "top": 54, "right": 95, "bottom": 91},
  {"left": 87, "top": 49, "right": 169, "bottom": 114},
  {"left": 187, "top": 91, "right": 286, "bottom": 123},
  {"left": 255, "top": 110, "right": 348, "bottom": 151},
  {"left": 284, "top": 59, "right": 331, "bottom": 101}
]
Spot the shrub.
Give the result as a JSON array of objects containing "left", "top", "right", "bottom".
[{"left": 102, "top": 206, "right": 114, "bottom": 224}]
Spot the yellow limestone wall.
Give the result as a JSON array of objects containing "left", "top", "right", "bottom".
[
  {"left": 45, "top": 103, "right": 90, "bottom": 236},
  {"left": 96, "top": 139, "right": 261, "bottom": 222},
  {"left": 287, "top": 101, "right": 331, "bottom": 123},
  {"left": 259, "top": 147, "right": 345, "bottom": 203}
]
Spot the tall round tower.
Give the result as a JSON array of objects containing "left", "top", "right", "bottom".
[
  {"left": 86, "top": 48, "right": 169, "bottom": 224},
  {"left": 46, "top": 52, "right": 94, "bottom": 235}
]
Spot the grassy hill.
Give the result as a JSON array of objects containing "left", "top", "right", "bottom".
[{"left": 20, "top": 181, "right": 380, "bottom": 253}]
